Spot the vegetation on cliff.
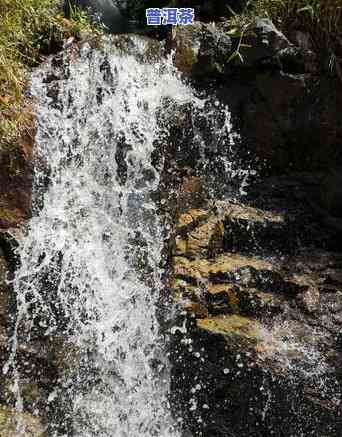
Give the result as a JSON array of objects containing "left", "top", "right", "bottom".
[
  {"left": 0, "top": 0, "right": 98, "bottom": 151},
  {"left": 228, "top": 0, "right": 342, "bottom": 77}
]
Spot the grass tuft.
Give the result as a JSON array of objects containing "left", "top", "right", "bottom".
[{"left": 0, "top": 0, "right": 99, "bottom": 151}]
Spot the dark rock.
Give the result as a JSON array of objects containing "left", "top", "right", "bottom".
[
  {"left": 169, "top": 179, "right": 342, "bottom": 436},
  {"left": 318, "top": 168, "right": 342, "bottom": 219},
  {"left": 232, "top": 18, "right": 291, "bottom": 68},
  {"left": 64, "top": 0, "right": 128, "bottom": 33},
  {"left": 0, "top": 143, "right": 34, "bottom": 230},
  {"left": 277, "top": 46, "right": 318, "bottom": 74},
  {"left": 184, "top": 0, "right": 247, "bottom": 21},
  {"left": 217, "top": 71, "right": 342, "bottom": 173},
  {"left": 169, "top": 19, "right": 342, "bottom": 175}
]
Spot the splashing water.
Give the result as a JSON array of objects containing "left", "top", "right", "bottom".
[{"left": 5, "top": 35, "right": 240, "bottom": 436}]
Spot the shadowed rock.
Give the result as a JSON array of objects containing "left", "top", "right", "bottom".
[{"left": 64, "top": 0, "right": 127, "bottom": 33}]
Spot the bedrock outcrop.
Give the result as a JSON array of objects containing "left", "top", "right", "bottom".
[
  {"left": 168, "top": 18, "right": 342, "bottom": 181},
  {"left": 168, "top": 175, "right": 342, "bottom": 436}
]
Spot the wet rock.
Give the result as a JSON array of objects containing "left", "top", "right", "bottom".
[
  {"left": 0, "top": 229, "right": 22, "bottom": 273},
  {"left": 0, "top": 406, "right": 45, "bottom": 436},
  {"left": 197, "top": 315, "right": 263, "bottom": 350},
  {"left": 0, "top": 254, "right": 11, "bottom": 328},
  {"left": 169, "top": 192, "right": 342, "bottom": 436},
  {"left": 174, "top": 176, "right": 208, "bottom": 211},
  {"left": 0, "top": 289, "right": 9, "bottom": 328},
  {"left": 0, "top": 119, "right": 34, "bottom": 230},
  {"left": 173, "top": 253, "right": 274, "bottom": 283},
  {"left": 292, "top": 273, "right": 321, "bottom": 314},
  {"left": 236, "top": 287, "right": 283, "bottom": 317},
  {"left": 296, "top": 286, "right": 320, "bottom": 314},
  {"left": 169, "top": 22, "right": 232, "bottom": 78},
  {"left": 174, "top": 208, "right": 224, "bottom": 258},
  {"left": 277, "top": 46, "right": 318, "bottom": 74},
  {"left": 207, "top": 283, "right": 240, "bottom": 315},
  {"left": 219, "top": 200, "right": 287, "bottom": 254},
  {"left": 174, "top": 201, "right": 287, "bottom": 257},
  {"left": 0, "top": 254, "right": 9, "bottom": 290},
  {"left": 168, "top": 17, "right": 341, "bottom": 175}
]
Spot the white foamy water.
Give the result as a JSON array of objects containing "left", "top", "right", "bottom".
[
  {"left": 7, "top": 36, "right": 199, "bottom": 436},
  {"left": 4, "top": 33, "right": 242, "bottom": 436}
]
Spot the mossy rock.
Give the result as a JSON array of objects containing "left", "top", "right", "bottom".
[{"left": 0, "top": 406, "right": 45, "bottom": 436}]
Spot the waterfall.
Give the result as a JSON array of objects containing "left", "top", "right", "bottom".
[{"left": 7, "top": 36, "right": 203, "bottom": 436}]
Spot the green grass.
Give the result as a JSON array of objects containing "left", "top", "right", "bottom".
[
  {"left": 227, "top": 0, "right": 342, "bottom": 77},
  {"left": 0, "top": 0, "right": 99, "bottom": 150}
]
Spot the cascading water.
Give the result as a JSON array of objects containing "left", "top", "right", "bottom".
[{"left": 6, "top": 36, "right": 205, "bottom": 436}]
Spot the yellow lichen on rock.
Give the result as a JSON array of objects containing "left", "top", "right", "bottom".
[
  {"left": 173, "top": 253, "right": 274, "bottom": 281},
  {"left": 197, "top": 315, "right": 263, "bottom": 348},
  {"left": 175, "top": 216, "right": 224, "bottom": 258}
]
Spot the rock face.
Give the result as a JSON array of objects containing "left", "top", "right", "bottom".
[
  {"left": 163, "top": 20, "right": 342, "bottom": 432},
  {"left": 0, "top": 107, "right": 50, "bottom": 433},
  {"left": 169, "top": 18, "right": 342, "bottom": 178},
  {"left": 169, "top": 181, "right": 342, "bottom": 436},
  {"left": 0, "top": 130, "right": 34, "bottom": 230}
]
